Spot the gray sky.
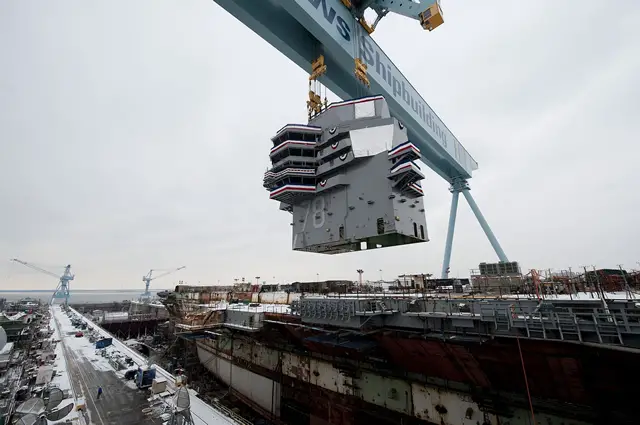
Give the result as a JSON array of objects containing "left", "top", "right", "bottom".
[{"left": 1, "top": 1, "right": 639, "bottom": 290}]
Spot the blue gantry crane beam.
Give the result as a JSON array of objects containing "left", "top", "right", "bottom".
[
  {"left": 10, "top": 259, "right": 74, "bottom": 305},
  {"left": 212, "top": 0, "right": 508, "bottom": 277}
]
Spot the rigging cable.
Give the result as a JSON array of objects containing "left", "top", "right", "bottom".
[{"left": 517, "top": 336, "right": 536, "bottom": 424}]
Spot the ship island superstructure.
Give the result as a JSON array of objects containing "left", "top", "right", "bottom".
[{"left": 264, "top": 96, "right": 428, "bottom": 254}]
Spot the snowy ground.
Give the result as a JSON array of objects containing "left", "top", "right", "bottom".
[
  {"left": 50, "top": 306, "right": 159, "bottom": 425},
  {"left": 48, "top": 310, "right": 81, "bottom": 424},
  {"left": 63, "top": 306, "right": 245, "bottom": 425}
]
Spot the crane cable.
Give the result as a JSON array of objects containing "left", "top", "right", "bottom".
[{"left": 517, "top": 336, "right": 536, "bottom": 424}]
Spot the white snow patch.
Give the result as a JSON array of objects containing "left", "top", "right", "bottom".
[
  {"left": 62, "top": 307, "right": 242, "bottom": 425},
  {"left": 227, "top": 303, "right": 291, "bottom": 314},
  {"left": 47, "top": 313, "right": 79, "bottom": 424},
  {"left": 502, "top": 291, "right": 638, "bottom": 301}
]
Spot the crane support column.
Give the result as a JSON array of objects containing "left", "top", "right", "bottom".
[
  {"left": 441, "top": 188, "right": 460, "bottom": 279},
  {"left": 461, "top": 183, "right": 508, "bottom": 263},
  {"left": 441, "top": 179, "right": 508, "bottom": 278}
]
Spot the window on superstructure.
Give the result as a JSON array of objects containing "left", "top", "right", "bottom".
[
  {"left": 339, "top": 226, "right": 344, "bottom": 239},
  {"left": 420, "top": 225, "right": 425, "bottom": 240},
  {"left": 287, "top": 131, "right": 317, "bottom": 142},
  {"left": 413, "top": 223, "right": 418, "bottom": 237},
  {"left": 272, "top": 149, "right": 289, "bottom": 163}
]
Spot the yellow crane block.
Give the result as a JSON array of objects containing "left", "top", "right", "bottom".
[
  {"left": 354, "top": 58, "right": 370, "bottom": 87},
  {"left": 419, "top": 3, "right": 444, "bottom": 31},
  {"left": 309, "top": 55, "right": 327, "bottom": 81},
  {"left": 359, "top": 17, "right": 374, "bottom": 34},
  {"left": 307, "top": 90, "right": 323, "bottom": 117}
]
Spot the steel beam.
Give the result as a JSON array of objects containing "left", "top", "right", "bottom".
[
  {"left": 211, "top": 0, "right": 477, "bottom": 181},
  {"left": 441, "top": 190, "right": 459, "bottom": 278},
  {"left": 461, "top": 189, "right": 508, "bottom": 262}
]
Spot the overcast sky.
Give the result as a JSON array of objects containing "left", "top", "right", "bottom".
[{"left": 1, "top": 1, "right": 639, "bottom": 290}]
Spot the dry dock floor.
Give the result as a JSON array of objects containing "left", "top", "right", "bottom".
[{"left": 52, "top": 309, "right": 161, "bottom": 425}]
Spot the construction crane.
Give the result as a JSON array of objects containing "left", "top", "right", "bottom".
[
  {"left": 141, "top": 266, "right": 186, "bottom": 301},
  {"left": 213, "top": 0, "right": 509, "bottom": 277},
  {"left": 10, "top": 259, "right": 74, "bottom": 306}
]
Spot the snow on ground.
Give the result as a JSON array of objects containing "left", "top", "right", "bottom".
[
  {"left": 304, "top": 291, "right": 639, "bottom": 302},
  {"left": 54, "top": 319, "right": 117, "bottom": 373},
  {"left": 64, "top": 306, "right": 243, "bottom": 425},
  {"left": 227, "top": 302, "right": 291, "bottom": 314},
  {"left": 194, "top": 301, "right": 292, "bottom": 314},
  {"left": 502, "top": 291, "right": 638, "bottom": 301},
  {"left": 48, "top": 311, "right": 80, "bottom": 424}
]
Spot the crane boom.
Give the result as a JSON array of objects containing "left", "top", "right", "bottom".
[
  {"left": 10, "top": 259, "right": 60, "bottom": 280},
  {"left": 212, "top": 0, "right": 476, "bottom": 181},
  {"left": 141, "top": 266, "right": 186, "bottom": 301},
  {"left": 10, "top": 259, "right": 74, "bottom": 305},
  {"left": 150, "top": 266, "right": 186, "bottom": 281}
]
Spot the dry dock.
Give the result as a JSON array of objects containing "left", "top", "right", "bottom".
[
  {"left": 51, "top": 306, "right": 158, "bottom": 425},
  {"left": 51, "top": 305, "right": 248, "bottom": 425}
]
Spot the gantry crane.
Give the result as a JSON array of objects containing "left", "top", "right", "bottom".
[
  {"left": 141, "top": 266, "right": 186, "bottom": 301},
  {"left": 10, "top": 259, "right": 74, "bottom": 306},
  {"left": 213, "top": 0, "right": 509, "bottom": 277}
]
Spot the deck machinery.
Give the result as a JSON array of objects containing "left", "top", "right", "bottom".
[{"left": 213, "top": 0, "right": 509, "bottom": 271}]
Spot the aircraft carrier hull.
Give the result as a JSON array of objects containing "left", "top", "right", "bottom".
[
  {"left": 191, "top": 318, "right": 637, "bottom": 425},
  {"left": 165, "top": 287, "right": 640, "bottom": 424}
]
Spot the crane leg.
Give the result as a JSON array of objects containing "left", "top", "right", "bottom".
[
  {"left": 441, "top": 190, "right": 459, "bottom": 279},
  {"left": 461, "top": 188, "right": 508, "bottom": 262}
]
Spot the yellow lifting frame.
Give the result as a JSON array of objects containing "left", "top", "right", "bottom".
[{"left": 354, "top": 58, "right": 370, "bottom": 87}]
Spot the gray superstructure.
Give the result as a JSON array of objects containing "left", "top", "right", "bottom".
[{"left": 264, "top": 95, "right": 428, "bottom": 254}]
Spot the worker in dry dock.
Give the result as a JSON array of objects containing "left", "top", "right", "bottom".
[{"left": 96, "top": 386, "right": 102, "bottom": 400}]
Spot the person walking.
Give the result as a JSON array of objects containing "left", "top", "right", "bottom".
[{"left": 96, "top": 386, "right": 103, "bottom": 400}]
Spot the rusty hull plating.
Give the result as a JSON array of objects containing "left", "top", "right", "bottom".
[{"left": 166, "top": 292, "right": 640, "bottom": 424}]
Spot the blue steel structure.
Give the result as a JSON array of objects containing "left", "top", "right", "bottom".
[
  {"left": 141, "top": 266, "right": 186, "bottom": 301},
  {"left": 10, "top": 259, "right": 74, "bottom": 305},
  {"left": 212, "top": 0, "right": 508, "bottom": 277}
]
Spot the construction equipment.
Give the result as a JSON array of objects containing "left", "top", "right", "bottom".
[
  {"left": 141, "top": 267, "right": 186, "bottom": 302},
  {"left": 10, "top": 259, "right": 74, "bottom": 306},
  {"left": 212, "top": 0, "right": 509, "bottom": 274},
  {"left": 135, "top": 365, "right": 157, "bottom": 389}
]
